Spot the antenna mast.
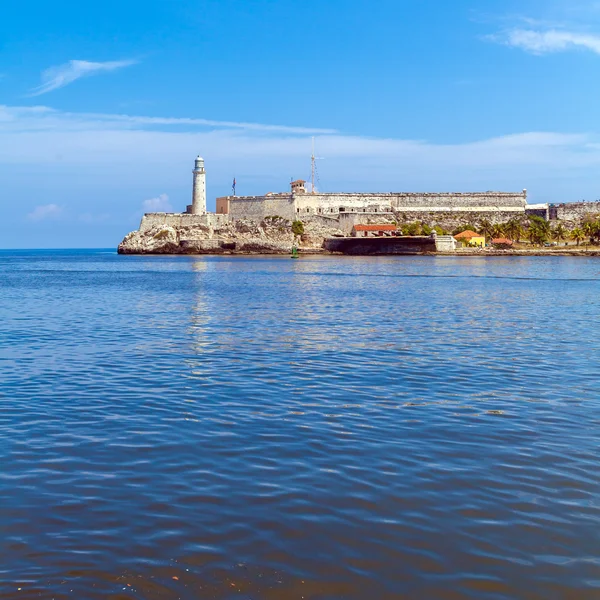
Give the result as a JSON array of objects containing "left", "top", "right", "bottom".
[{"left": 311, "top": 136, "right": 316, "bottom": 194}]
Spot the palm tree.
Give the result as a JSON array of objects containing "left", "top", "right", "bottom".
[
  {"left": 582, "top": 220, "right": 595, "bottom": 240},
  {"left": 491, "top": 223, "right": 506, "bottom": 239},
  {"left": 478, "top": 219, "right": 494, "bottom": 240},
  {"left": 552, "top": 223, "right": 568, "bottom": 244},
  {"left": 528, "top": 215, "right": 551, "bottom": 245},
  {"left": 505, "top": 218, "right": 524, "bottom": 243},
  {"left": 571, "top": 228, "right": 585, "bottom": 246},
  {"left": 591, "top": 220, "right": 600, "bottom": 245}
]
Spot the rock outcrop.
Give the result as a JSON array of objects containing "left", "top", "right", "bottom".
[{"left": 118, "top": 216, "right": 344, "bottom": 255}]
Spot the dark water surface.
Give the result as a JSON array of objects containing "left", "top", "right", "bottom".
[{"left": 1, "top": 250, "right": 600, "bottom": 599}]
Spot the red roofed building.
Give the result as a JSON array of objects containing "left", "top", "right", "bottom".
[
  {"left": 454, "top": 230, "right": 485, "bottom": 247},
  {"left": 352, "top": 224, "right": 398, "bottom": 237},
  {"left": 492, "top": 238, "right": 514, "bottom": 247}
]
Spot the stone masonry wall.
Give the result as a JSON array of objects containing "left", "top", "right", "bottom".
[
  {"left": 551, "top": 202, "right": 600, "bottom": 223},
  {"left": 295, "top": 194, "right": 390, "bottom": 215},
  {"left": 139, "top": 213, "right": 228, "bottom": 232},
  {"left": 392, "top": 210, "right": 525, "bottom": 229},
  {"left": 224, "top": 191, "right": 529, "bottom": 227},
  {"left": 229, "top": 194, "right": 295, "bottom": 221},
  {"left": 390, "top": 192, "right": 527, "bottom": 211},
  {"left": 294, "top": 192, "right": 527, "bottom": 215}
]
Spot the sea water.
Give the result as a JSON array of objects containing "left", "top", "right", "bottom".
[{"left": 1, "top": 250, "right": 599, "bottom": 599}]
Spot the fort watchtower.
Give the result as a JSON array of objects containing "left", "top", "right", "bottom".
[{"left": 291, "top": 179, "right": 307, "bottom": 194}]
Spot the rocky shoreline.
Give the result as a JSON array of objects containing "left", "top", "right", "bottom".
[
  {"left": 118, "top": 216, "right": 341, "bottom": 255},
  {"left": 118, "top": 215, "right": 600, "bottom": 257}
]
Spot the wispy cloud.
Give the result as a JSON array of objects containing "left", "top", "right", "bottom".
[
  {"left": 2, "top": 104, "right": 600, "bottom": 208},
  {"left": 489, "top": 28, "right": 600, "bottom": 55},
  {"left": 27, "top": 203, "right": 64, "bottom": 221},
  {"left": 29, "top": 59, "right": 138, "bottom": 96},
  {"left": 0, "top": 105, "right": 336, "bottom": 135},
  {"left": 98, "top": 114, "right": 338, "bottom": 134},
  {"left": 142, "top": 194, "right": 173, "bottom": 213}
]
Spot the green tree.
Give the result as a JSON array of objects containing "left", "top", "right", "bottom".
[
  {"left": 505, "top": 218, "right": 524, "bottom": 242},
  {"left": 571, "top": 227, "right": 585, "bottom": 246},
  {"left": 591, "top": 218, "right": 600, "bottom": 243},
  {"left": 491, "top": 223, "right": 506, "bottom": 239},
  {"left": 291, "top": 220, "right": 304, "bottom": 236},
  {"left": 590, "top": 221, "right": 600, "bottom": 245},
  {"left": 581, "top": 217, "right": 598, "bottom": 242},
  {"left": 552, "top": 223, "right": 568, "bottom": 243},
  {"left": 421, "top": 223, "right": 432, "bottom": 235},
  {"left": 528, "top": 215, "right": 551, "bottom": 245},
  {"left": 407, "top": 221, "right": 422, "bottom": 236},
  {"left": 478, "top": 219, "right": 494, "bottom": 239}
]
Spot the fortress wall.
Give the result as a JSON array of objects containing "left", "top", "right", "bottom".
[
  {"left": 293, "top": 192, "right": 527, "bottom": 215},
  {"left": 392, "top": 210, "right": 526, "bottom": 228},
  {"left": 227, "top": 191, "right": 528, "bottom": 223},
  {"left": 295, "top": 194, "right": 390, "bottom": 215},
  {"left": 390, "top": 192, "right": 526, "bottom": 210},
  {"left": 552, "top": 202, "right": 600, "bottom": 222},
  {"left": 229, "top": 194, "right": 295, "bottom": 221},
  {"left": 139, "top": 213, "right": 228, "bottom": 232}
]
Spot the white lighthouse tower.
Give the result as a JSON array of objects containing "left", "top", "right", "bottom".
[{"left": 191, "top": 156, "right": 206, "bottom": 214}]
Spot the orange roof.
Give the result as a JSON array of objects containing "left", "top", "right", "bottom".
[
  {"left": 291, "top": 179, "right": 306, "bottom": 185},
  {"left": 492, "top": 238, "right": 513, "bottom": 245},
  {"left": 454, "top": 230, "right": 482, "bottom": 239},
  {"left": 353, "top": 224, "right": 397, "bottom": 231}
]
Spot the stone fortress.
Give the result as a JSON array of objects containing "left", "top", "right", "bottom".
[
  {"left": 118, "top": 155, "right": 600, "bottom": 254},
  {"left": 217, "top": 185, "right": 530, "bottom": 233}
]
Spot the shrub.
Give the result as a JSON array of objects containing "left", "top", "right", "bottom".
[
  {"left": 407, "top": 222, "right": 422, "bottom": 236},
  {"left": 291, "top": 220, "right": 305, "bottom": 236}
]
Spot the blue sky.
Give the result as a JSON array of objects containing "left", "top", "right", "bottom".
[{"left": 2, "top": 0, "right": 600, "bottom": 247}]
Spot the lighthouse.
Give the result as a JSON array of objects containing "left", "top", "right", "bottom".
[{"left": 191, "top": 156, "right": 206, "bottom": 214}]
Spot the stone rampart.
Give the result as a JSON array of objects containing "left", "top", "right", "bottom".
[
  {"left": 390, "top": 192, "right": 526, "bottom": 210},
  {"left": 550, "top": 202, "right": 600, "bottom": 223},
  {"left": 229, "top": 194, "right": 295, "bottom": 221},
  {"left": 434, "top": 235, "right": 457, "bottom": 252},
  {"left": 391, "top": 210, "right": 523, "bottom": 229},
  {"left": 293, "top": 192, "right": 527, "bottom": 215},
  {"left": 295, "top": 194, "right": 390, "bottom": 215},
  {"left": 224, "top": 191, "right": 528, "bottom": 225},
  {"left": 139, "top": 213, "right": 228, "bottom": 232}
]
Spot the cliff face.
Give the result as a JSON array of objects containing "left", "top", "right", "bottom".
[{"left": 117, "top": 216, "right": 343, "bottom": 255}]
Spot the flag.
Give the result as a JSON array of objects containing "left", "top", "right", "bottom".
[{"left": 232, "top": 177, "right": 236, "bottom": 195}]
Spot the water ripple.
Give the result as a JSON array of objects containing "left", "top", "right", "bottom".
[{"left": 1, "top": 251, "right": 599, "bottom": 599}]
